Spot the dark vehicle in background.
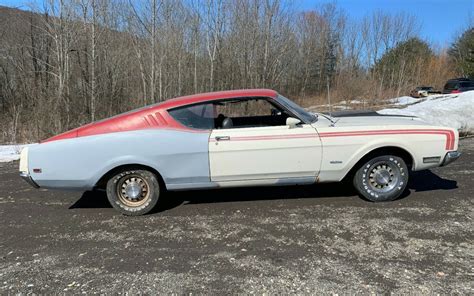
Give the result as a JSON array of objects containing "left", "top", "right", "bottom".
[
  {"left": 443, "top": 78, "right": 474, "bottom": 94},
  {"left": 409, "top": 86, "right": 440, "bottom": 98}
]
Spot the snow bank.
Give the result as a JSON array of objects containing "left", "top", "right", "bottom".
[
  {"left": 379, "top": 91, "right": 474, "bottom": 133},
  {"left": 0, "top": 144, "right": 36, "bottom": 163},
  {"left": 307, "top": 99, "right": 364, "bottom": 112},
  {"left": 387, "top": 96, "right": 423, "bottom": 106}
]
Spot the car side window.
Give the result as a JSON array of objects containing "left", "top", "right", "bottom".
[
  {"left": 168, "top": 103, "right": 215, "bottom": 130},
  {"left": 214, "top": 99, "right": 274, "bottom": 117},
  {"left": 213, "top": 98, "right": 290, "bottom": 129},
  {"left": 460, "top": 82, "right": 474, "bottom": 88},
  {"left": 445, "top": 82, "right": 457, "bottom": 90},
  {"left": 168, "top": 98, "right": 293, "bottom": 130}
]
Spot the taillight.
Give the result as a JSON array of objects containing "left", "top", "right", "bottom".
[{"left": 451, "top": 90, "right": 461, "bottom": 93}]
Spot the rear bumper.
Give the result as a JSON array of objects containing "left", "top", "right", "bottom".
[
  {"left": 20, "top": 172, "right": 40, "bottom": 188},
  {"left": 441, "top": 151, "right": 461, "bottom": 167}
]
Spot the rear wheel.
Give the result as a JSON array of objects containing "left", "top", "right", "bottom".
[
  {"left": 353, "top": 155, "right": 408, "bottom": 202},
  {"left": 106, "top": 169, "right": 160, "bottom": 215}
]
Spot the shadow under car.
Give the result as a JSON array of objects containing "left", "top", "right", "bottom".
[{"left": 69, "top": 169, "right": 457, "bottom": 212}]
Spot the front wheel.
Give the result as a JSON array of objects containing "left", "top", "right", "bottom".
[
  {"left": 353, "top": 155, "right": 409, "bottom": 202},
  {"left": 106, "top": 169, "right": 160, "bottom": 215}
]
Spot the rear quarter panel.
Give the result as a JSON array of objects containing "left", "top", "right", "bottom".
[{"left": 28, "top": 129, "right": 211, "bottom": 190}]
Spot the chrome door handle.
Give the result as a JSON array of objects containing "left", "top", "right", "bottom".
[{"left": 215, "top": 136, "right": 230, "bottom": 141}]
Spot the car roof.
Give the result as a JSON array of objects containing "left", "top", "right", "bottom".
[
  {"left": 156, "top": 89, "right": 278, "bottom": 110},
  {"left": 42, "top": 89, "right": 279, "bottom": 142},
  {"left": 446, "top": 78, "right": 474, "bottom": 83}
]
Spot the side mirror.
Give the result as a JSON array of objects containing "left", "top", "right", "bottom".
[{"left": 286, "top": 117, "right": 301, "bottom": 128}]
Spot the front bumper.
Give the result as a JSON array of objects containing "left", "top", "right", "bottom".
[
  {"left": 20, "top": 172, "right": 40, "bottom": 188},
  {"left": 441, "top": 151, "right": 461, "bottom": 167}
]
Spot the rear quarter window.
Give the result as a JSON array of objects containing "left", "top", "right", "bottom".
[{"left": 168, "top": 103, "right": 215, "bottom": 130}]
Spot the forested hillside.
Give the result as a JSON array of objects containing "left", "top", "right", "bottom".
[{"left": 0, "top": 1, "right": 471, "bottom": 143}]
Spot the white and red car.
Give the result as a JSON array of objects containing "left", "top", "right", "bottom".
[{"left": 19, "top": 89, "right": 460, "bottom": 215}]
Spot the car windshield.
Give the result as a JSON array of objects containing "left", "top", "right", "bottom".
[{"left": 276, "top": 95, "right": 317, "bottom": 123}]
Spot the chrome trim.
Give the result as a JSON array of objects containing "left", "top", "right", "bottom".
[
  {"left": 423, "top": 156, "right": 441, "bottom": 164},
  {"left": 19, "top": 146, "right": 29, "bottom": 174},
  {"left": 441, "top": 151, "right": 461, "bottom": 167},
  {"left": 215, "top": 136, "right": 230, "bottom": 141},
  {"left": 19, "top": 172, "right": 40, "bottom": 188}
]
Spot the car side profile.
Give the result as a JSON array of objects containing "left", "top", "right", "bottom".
[
  {"left": 19, "top": 89, "right": 461, "bottom": 215},
  {"left": 409, "top": 86, "right": 439, "bottom": 98}
]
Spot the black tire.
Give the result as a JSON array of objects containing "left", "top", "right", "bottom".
[
  {"left": 106, "top": 169, "right": 160, "bottom": 216},
  {"left": 353, "top": 155, "right": 408, "bottom": 202}
]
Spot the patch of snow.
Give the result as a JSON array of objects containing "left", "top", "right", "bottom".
[
  {"left": 0, "top": 144, "right": 36, "bottom": 162},
  {"left": 387, "top": 96, "right": 423, "bottom": 106},
  {"left": 334, "top": 99, "right": 362, "bottom": 105},
  {"left": 308, "top": 104, "right": 351, "bottom": 111},
  {"left": 333, "top": 105, "right": 351, "bottom": 110},
  {"left": 379, "top": 91, "right": 474, "bottom": 133}
]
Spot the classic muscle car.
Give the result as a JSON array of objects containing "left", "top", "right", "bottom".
[{"left": 19, "top": 89, "right": 461, "bottom": 215}]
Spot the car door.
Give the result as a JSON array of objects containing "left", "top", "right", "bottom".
[{"left": 208, "top": 98, "right": 322, "bottom": 182}]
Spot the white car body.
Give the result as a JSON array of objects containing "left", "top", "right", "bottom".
[
  {"left": 18, "top": 89, "right": 460, "bottom": 215},
  {"left": 209, "top": 115, "right": 458, "bottom": 187}
]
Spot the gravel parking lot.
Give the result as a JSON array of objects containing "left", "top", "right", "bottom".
[{"left": 1, "top": 138, "right": 473, "bottom": 294}]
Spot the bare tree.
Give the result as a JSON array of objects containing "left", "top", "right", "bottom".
[{"left": 0, "top": 1, "right": 458, "bottom": 143}]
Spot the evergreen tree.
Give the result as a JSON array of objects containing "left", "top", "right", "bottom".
[
  {"left": 373, "top": 38, "right": 433, "bottom": 89},
  {"left": 449, "top": 27, "right": 474, "bottom": 78}
]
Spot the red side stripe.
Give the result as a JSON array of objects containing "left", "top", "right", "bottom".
[
  {"left": 208, "top": 129, "right": 454, "bottom": 150},
  {"left": 143, "top": 116, "right": 152, "bottom": 126},
  {"left": 320, "top": 129, "right": 454, "bottom": 150},
  {"left": 147, "top": 114, "right": 159, "bottom": 126},
  {"left": 154, "top": 112, "right": 166, "bottom": 125},
  {"left": 232, "top": 134, "right": 318, "bottom": 141},
  {"left": 209, "top": 134, "right": 317, "bottom": 142}
]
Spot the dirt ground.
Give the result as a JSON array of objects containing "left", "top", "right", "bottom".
[{"left": 0, "top": 138, "right": 473, "bottom": 294}]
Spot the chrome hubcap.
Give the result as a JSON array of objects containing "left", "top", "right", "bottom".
[
  {"left": 117, "top": 175, "right": 150, "bottom": 207},
  {"left": 125, "top": 181, "right": 142, "bottom": 199},
  {"left": 368, "top": 163, "right": 398, "bottom": 192},
  {"left": 374, "top": 169, "right": 391, "bottom": 185}
]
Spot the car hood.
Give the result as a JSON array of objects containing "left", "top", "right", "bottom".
[{"left": 314, "top": 110, "right": 427, "bottom": 127}]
